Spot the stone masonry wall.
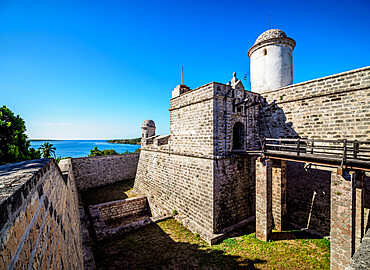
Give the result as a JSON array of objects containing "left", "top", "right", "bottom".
[
  {"left": 0, "top": 159, "right": 83, "bottom": 269},
  {"left": 71, "top": 153, "right": 139, "bottom": 191},
  {"left": 213, "top": 155, "right": 256, "bottom": 232},
  {"left": 98, "top": 196, "right": 149, "bottom": 223},
  {"left": 134, "top": 148, "right": 214, "bottom": 233},
  {"left": 169, "top": 83, "right": 215, "bottom": 158},
  {"left": 259, "top": 66, "right": 370, "bottom": 140},
  {"left": 286, "top": 162, "right": 332, "bottom": 235}
]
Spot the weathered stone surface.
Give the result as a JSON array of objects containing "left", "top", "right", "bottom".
[
  {"left": 70, "top": 153, "right": 139, "bottom": 191},
  {"left": 255, "top": 158, "right": 273, "bottom": 241},
  {"left": 330, "top": 171, "right": 364, "bottom": 270},
  {"left": 286, "top": 162, "right": 332, "bottom": 235},
  {"left": 89, "top": 197, "right": 160, "bottom": 240},
  {"left": 347, "top": 228, "right": 370, "bottom": 270},
  {"left": 259, "top": 66, "right": 370, "bottom": 141},
  {"left": 0, "top": 159, "right": 83, "bottom": 269},
  {"left": 272, "top": 160, "right": 287, "bottom": 231}
]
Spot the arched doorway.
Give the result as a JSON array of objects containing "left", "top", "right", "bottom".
[{"left": 233, "top": 122, "right": 244, "bottom": 150}]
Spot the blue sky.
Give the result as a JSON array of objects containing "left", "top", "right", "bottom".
[{"left": 1, "top": 0, "right": 369, "bottom": 139}]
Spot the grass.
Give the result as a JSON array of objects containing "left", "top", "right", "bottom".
[
  {"left": 79, "top": 178, "right": 136, "bottom": 206},
  {"left": 93, "top": 218, "right": 330, "bottom": 269}
]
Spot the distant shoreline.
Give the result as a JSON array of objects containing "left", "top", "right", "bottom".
[
  {"left": 28, "top": 139, "right": 61, "bottom": 141},
  {"left": 107, "top": 138, "right": 141, "bottom": 145},
  {"left": 28, "top": 138, "right": 141, "bottom": 145}
]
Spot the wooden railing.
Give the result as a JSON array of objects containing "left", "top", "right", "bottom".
[{"left": 262, "top": 138, "right": 370, "bottom": 169}]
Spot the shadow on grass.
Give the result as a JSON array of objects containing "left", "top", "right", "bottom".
[
  {"left": 227, "top": 221, "right": 322, "bottom": 242},
  {"left": 93, "top": 222, "right": 266, "bottom": 270},
  {"left": 270, "top": 230, "right": 322, "bottom": 241},
  {"left": 80, "top": 178, "right": 134, "bottom": 206}
]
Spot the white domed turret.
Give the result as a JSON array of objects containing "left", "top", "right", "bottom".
[
  {"left": 141, "top": 119, "right": 156, "bottom": 139},
  {"left": 248, "top": 29, "right": 295, "bottom": 93}
]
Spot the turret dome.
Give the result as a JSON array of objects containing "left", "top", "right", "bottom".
[
  {"left": 254, "top": 29, "right": 287, "bottom": 45},
  {"left": 142, "top": 119, "right": 155, "bottom": 128},
  {"left": 248, "top": 29, "right": 295, "bottom": 57}
]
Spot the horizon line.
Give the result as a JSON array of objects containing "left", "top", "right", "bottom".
[{"left": 28, "top": 138, "right": 141, "bottom": 141}]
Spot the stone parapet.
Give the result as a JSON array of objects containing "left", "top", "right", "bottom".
[
  {"left": 70, "top": 153, "right": 140, "bottom": 191},
  {"left": 0, "top": 159, "right": 83, "bottom": 269}
]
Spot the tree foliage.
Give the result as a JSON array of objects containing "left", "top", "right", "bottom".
[
  {"left": 39, "top": 142, "right": 56, "bottom": 158},
  {"left": 0, "top": 105, "right": 41, "bottom": 165},
  {"left": 88, "top": 147, "right": 119, "bottom": 157},
  {"left": 88, "top": 147, "right": 140, "bottom": 157},
  {"left": 107, "top": 138, "right": 141, "bottom": 145}
]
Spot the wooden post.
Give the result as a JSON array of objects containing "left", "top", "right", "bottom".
[
  {"left": 297, "top": 138, "right": 300, "bottom": 156},
  {"left": 353, "top": 140, "right": 359, "bottom": 159}
]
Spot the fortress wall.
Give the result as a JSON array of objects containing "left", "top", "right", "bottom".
[
  {"left": 213, "top": 156, "right": 256, "bottom": 232},
  {"left": 285, "top": 162, "right": 332, "bottom": 235},
  {"left": 71, "top": 153, "right": 139, "bottom": 191},
  {"left": 169, "top": 83, "right": 215, "bottom": 157},
  {"left": 259, "top": 66, "right": 370, "bottom": 140},
  {"left": 0, "top": 159, "right": 83, "bottom": 269},
  {"left": 258, "top": 66, "right": 370, "bottom": 234},
  {"left": 134, "top": 148, "right": 214, "bottom": 233}
]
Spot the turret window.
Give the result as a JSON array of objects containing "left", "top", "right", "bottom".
[{"left": 263, "top": 48, "right": 267, "bottom": 55}]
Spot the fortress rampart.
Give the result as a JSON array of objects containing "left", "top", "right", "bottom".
[
  {"left": 259, "top": 66, "right": 370, "bottom": 140},
  {"left": 0, "top": 159, "right": 83, "bottom": 269},
  {"left": 71, "top": 153, "right": 139, "bottom": 191}
]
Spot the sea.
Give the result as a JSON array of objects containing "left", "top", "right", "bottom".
[{"left": 29, "top": 140, "right": 141, "bottom": 158}]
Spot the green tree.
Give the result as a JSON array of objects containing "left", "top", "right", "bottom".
[
  {"left": 0, "top": 105, "right": 41, "bottom": 165},
  {"left": 39, "top": 142, "right": 56, "bottom": 158},
  {"left": 88, "top": 146, "right": 119, "bottom": 157}
]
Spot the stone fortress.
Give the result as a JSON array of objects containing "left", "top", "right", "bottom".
[
  {"left": 134, "top": 29, "right": 370, "bottom": 269},
  {"left": 0, "top": 29, "right": 369, "bottom": 270}
]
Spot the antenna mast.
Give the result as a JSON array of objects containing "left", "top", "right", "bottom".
[
  {"left": 181, "top": 67, "right": 184, "bottom": 85},
  {"left": 269, "top": 14, "right": 271, "bottom": 29}
]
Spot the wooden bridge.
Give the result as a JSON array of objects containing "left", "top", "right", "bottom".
[
  {"left": 253, "top": 138, "right": 370, "bottom": 269},
  {"left": 259, "top": 138, "right": 370, "bottom": 172}
]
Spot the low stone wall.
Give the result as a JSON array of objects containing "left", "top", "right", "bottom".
[
  {"left": 71, "top": 153, "right": 140, "bottom": 190},
  {"left": 98, "top": 196, "right": 149, "bottom": 222},
  {"left": 88, "top": 196, "right": 163, "bottom": 240},
  {"left": 0, "top": 159, "right": 83, "bottom": 269}
]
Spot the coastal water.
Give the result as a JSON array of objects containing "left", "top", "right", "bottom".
[{"left": 29, "top": 140, "right": 141, "bottom": 158}]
